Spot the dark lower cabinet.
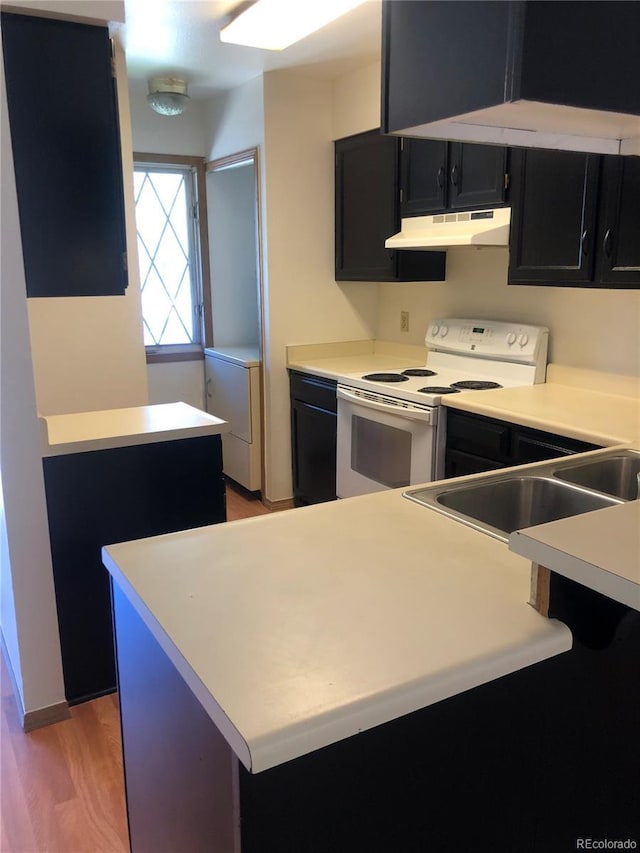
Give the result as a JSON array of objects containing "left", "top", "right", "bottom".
[
  {"left": 289, "top": 371, "right": 337, "bottom": 506},
  {"left": 112, "top": 568, "right": 640, "bottom": 853},
  {"left": 509, "top": 147, "right": 640, "bottom": 289},
  {"left": 445, "top": 408, "right": 600, "bottom": 476},
  {"left": 1, "top": 12, "right": 128, "bottom": 297},
  {"left": 335, "top": 130, "right": 446, "bottom": 281},
  {"left": 44, "top": 436, "right": 226, "bottom": 704}
]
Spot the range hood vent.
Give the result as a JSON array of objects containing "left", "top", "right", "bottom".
[
  {"left": 386, "top": 208, "right": 510, "bottom": 250},
  {"left": 383, "top": 2, "right": 640, "bottom": 157}
]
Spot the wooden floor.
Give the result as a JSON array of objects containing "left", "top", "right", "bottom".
[{"left": 0, "top": 481, "right": 272, "bottom": 853}]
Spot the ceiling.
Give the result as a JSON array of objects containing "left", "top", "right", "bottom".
[{"left": 119, "top": 0, "right": 382, "bottom": 99}]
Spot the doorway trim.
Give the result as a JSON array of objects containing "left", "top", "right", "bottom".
[{"left": 205, "top": 147, "right": 267, "bottom": 498}]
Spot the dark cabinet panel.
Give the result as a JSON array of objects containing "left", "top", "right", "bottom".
[
  {"left": 382, "top": 0, "right": 640, "bottom": 155},
  {"left": 400, "top": 138, "right": 447, "bottom": 216},
  {"left": 382, "top": 1, "right": 513, "bottom": 134},
  {"left": 448, "top": 143, "right": 508, "bottom": 210},
  {"left": 335, "top": 130, "right": 399, "bottom": 281},
  {"left": 290, "top": 372, "right": 338, "bottom": 507},
  {"left": 44, "top": 436, "right": 226, "bottom": 703},
  {"left": 401, "top": 139, "right": 507, "bottom": 217},
  {"left": 596, "top": 156, "right": 640, "bottom": 287},
  {"left": 508, "top": 148, "right": 600, "bottom": 285},
  {"left": 335, "top": 130, "right": 446, "bottom": 281},
  {"left": 444, "top": 409, "right": 600, "bottom": 476},
  {"left": 1, "top": 12, "right": 127, "bottom": 297},
  {"left": 509, "top": 148, "right": 639, "bottom": 289}
]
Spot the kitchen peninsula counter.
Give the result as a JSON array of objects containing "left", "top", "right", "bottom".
[
  {"left": 103, "top": 489, "right": 570, "bottom": 774},
  {"left": 40, "top": 401, "right": 229, "bottom": 456},
  {"left": 103, "top": 473, "right": 640, "bottom": 851}
]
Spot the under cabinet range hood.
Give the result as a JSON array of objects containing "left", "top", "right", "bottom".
[
  {"left": 385, "top": 208, "right": 510, "bottom": 250},
  {"left": 382, "top": 1, "right": 640, "bottom": 157}
]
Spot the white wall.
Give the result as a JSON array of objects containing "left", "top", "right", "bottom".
[
  {"left": 377, "top": 249, "right": 640, "bottom": 376},
  {"left": 332, "top": 59, "right": 381, "bottom": 139},
  {"left": 207, "top": 164, "right": 260, "bottom": 347},
  {"left": 1, "top": 33, "right": 66, "bottom": 720},
  {"left": 261, "top": 70, "right": 378, "bottom": 501},
  {"left": 147, "top": 360, "right": 205, "bottom": 410}
]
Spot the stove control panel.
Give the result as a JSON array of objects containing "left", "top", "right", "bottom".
[{"left": 425, "top": 318, "right": 549, "bottom": 365}]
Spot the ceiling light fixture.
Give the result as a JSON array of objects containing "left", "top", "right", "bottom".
[
  {"left": 147, "top": 76, "right": 190, "bottom": 116},
  {"left": 220, "top": 0, "right": 367, "bottom": 51}
]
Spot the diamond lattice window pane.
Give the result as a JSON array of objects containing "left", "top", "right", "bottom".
[{"left": 134, "top": 166, "right": 198, "bottom": 346}]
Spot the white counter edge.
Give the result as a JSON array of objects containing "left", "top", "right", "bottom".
[
  {"left": 40, "top": 402, "right": 230, "bottom": 457},
  {"left": 102, "top": 548, "right": 253, "bottom": 770}
]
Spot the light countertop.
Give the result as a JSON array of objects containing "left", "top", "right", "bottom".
[
  {"left": 205, "top": 346, "right": 261, "bottom": 368},
  {"left": 103, "top": 488, "right": 571, "bottom": 774},
  {"left": 40, "top": 402, "right": 229, "bottom": 457},
  {"left": 510, "top": 499, "right": 640, "bottom": 611},
  {"left": 442, "top": 382, "right": 640, "bottom": 447}
]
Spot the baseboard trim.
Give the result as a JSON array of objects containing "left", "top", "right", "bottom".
[
  {"left": 23, "top": 700, "right": 71, "bottom": 732},
  {"left": 262, "top": 496, "right": 295, "bottom": 512},
  {"left": 1, "top": 630, "right": 71, "bottom": 732}
]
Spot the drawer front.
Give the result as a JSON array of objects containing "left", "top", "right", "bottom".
[
  {"left": 446, "top": 411, "right": 510, "bottom": 462},
  {"left": 289, "top": 371, "right": 337, "bottom": 414}
]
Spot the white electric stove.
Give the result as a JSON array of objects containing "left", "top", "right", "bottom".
[{"left": 336, "top": 318, "right": 549, "bottom": 498}]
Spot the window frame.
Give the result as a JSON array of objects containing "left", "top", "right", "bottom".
[{"left": 133, "top": 153, "right": 212, "bottom": 363}]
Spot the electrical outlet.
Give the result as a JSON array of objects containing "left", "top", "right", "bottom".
[{"left": 400, "top": 311, "right": 409, "bottom": 332}]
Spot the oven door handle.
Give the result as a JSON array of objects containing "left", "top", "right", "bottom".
[{"left": 337, "top": 386, "right": 437, "bottom": 424}]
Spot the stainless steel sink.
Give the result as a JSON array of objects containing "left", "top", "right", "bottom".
[
  {"left": 553, "top": 450, "right": 640, "bottom": 501},
  {"left": 405, "top": 474, "right": 623, "bottom": 542}
]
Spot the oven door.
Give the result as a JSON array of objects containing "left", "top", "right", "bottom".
[{"left": 336, "top": 385, "right": 438, "bottom": 499}]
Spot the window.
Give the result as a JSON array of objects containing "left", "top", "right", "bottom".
[{"left": 133, "top": 155, "right": 210, "bottom": 360}]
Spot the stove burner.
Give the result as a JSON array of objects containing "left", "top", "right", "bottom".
[
  {"left": 450, "top": 380, "right": 503, "bottom": 391},
  {"left": 401, "top": 368, "right": 437, "bottom": 377},
  {"left": 418, "top": 386, "right": 461, "bottom": 394},
  {"left": 362, "top": 372, "right": 409, "bottom": 383}
]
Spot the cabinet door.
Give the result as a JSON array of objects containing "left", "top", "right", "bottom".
[
  {"left": 290, "top": 400, "right": 337, "bottom": 506},
  {"left": 508, "top": 148, "right": 600, "bottom": 285},
  {"left": 448, "top": 143, "right": 508, "bottom": 210},
  {"left": 401, "top": 138, "right": 448, "bottom": 216},
  {"left": 596, "top": 156, "right": 640, "bottom": 288},
  {"left": 1, "top": 12, "right": 128, "bottom": 297},
  {"left": 335, "top": 130, "right": 398, "bottom": 281},
  {"left": 335, "top": 130, "right": 446, "bottom": 282}
]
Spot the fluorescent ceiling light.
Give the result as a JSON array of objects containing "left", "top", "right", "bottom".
[{"left": 220, "top": 0, "right": 367, "bottom": 51}]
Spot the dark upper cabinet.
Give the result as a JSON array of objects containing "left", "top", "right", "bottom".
[
  {"left": 401, "top": 139, "right": 508, "bottom": 217},
  {"left": 508, "top": 148, "right": 600, "bottom": 285},
  {"left": 448, "top": 143, "right": 508, "bottom": 211},
  {"left": 335, "top": 130, "right": 446, "bottom": 282},
  {"left": 400, "top": 139, "right": 447, "bottom": 216},
  {"left": 509, "top": 148, "right": 640, "bottom": 288},
  {"left": 381, "top": 1, "right": 640, "bottom": 153},
  {"left": 1, "top": 12, "right": 127, "bottom": 297},
  {"left": 596, "top": 156, "right": 640, "bottom": 287}
]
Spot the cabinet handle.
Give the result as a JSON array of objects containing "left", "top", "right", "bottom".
[
  {"left": 437, "top": 166, "right": 445, "bottom": 189},
  {"left": 581, "top": 229, "right": 591, "bottom": 257},
  {"left": 450, "top": 164, "right": 459, "bottom": 186},
  {"left": 602, "top": 228, "right": 613, "bottom": 257},
  {"left": 206, "top": 378, "right": 212, "bottom": 397}
]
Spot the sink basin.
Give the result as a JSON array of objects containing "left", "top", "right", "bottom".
[
  {"left": 553, "top": 452, "right": 640, "bottom": 501},
  {"left": 405, "top": 475, "right": 623, "bottom": 542}
]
